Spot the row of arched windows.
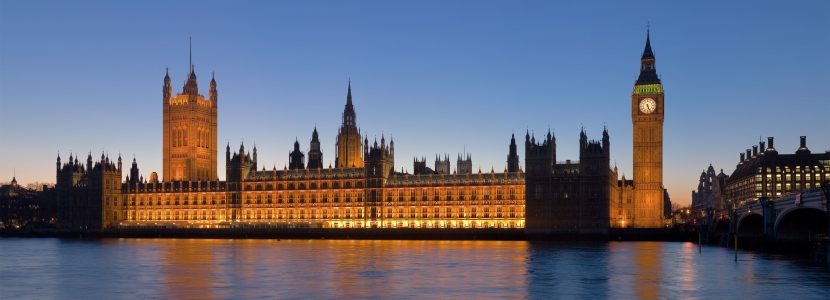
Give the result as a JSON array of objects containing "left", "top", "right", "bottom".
[
  {"left": 172, "top": 127, "right": 212, "bottom": 148},
  {"left": 172, "top": 127, "right": 187, "bottom": 147},
  {"left": 197, "top": 127, "right": 211, "bottom": 149}
]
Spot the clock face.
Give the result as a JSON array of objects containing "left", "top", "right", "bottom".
[{"left": 639, "top": 98, "right": 656, "bottom": 114}]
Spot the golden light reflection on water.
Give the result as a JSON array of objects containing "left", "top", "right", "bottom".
[
  {"left": 120, "top": 239, "right": 530, "bottom": 299},
  {"left": 677, "top": 242, "right": 699, "bottom": 293},
  {"left": 631, "top": 242, "right": 663, "bottom": 299},
  {"left": 159, "top": 239, "right": 219, "bottom": 299},
  {"left": 2, "top": 239, "right": 828, "bottom": 299},
  {"left": 605, "top": 242, "right": 667, "bottom": 298}
]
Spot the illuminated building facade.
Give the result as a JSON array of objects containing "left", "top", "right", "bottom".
[
  {"left": 628, "top": 31, "right": 666, "bottom": 228},
  {"left": 162, "top": 63, "right": 218, "bottom": 182},
  {"left": 55, "top": 33, "right": 671, "bottom": 231},
  {"left": 724, "top": 136, "right": 830, "bottom": 206},
  {"left": 55, "top": 76, "right": 526, "bottom": 230}
]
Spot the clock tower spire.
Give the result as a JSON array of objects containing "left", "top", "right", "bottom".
[{"left": 630, "top": 29, "right": 665, "bottom": 228}]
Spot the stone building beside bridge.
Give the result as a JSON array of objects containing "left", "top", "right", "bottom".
[
  {"left": 724, "top": 136, "right": 830, "bottom": 207},
  {"left": 692, "top": 164, "right": 729, "bottom": 212}
]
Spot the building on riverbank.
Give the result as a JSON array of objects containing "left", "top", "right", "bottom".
[
  {"left": 54, "top": 33, "right": 669, "bottom": 232},
  {"left": 57, "top": 74, "right": 527, "bottom": 230},
  {"left": 723, "top": 136, "right": 830, "bottom": 207},
  {"left": 692, "top": 164, "right": 728, "bottom": 212},
  {"left": 1, "top": 176, "right": 56, "bottom": 229}
]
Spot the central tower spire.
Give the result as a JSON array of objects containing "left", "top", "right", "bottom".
[
  {"left": 184, "top": 38, "right": 198, "bottom": 96},
  {"left": 343, "top": 80, "right": 356, "bottom": 126},
  {"left": 346, "top": 80, "right": 353, "bottom": 108},
  {"left": 335, "top": 80, "right": 363, "bottom": 168},
  {"left": 189, "top": 37, "right": 192, "bottom": 71}
]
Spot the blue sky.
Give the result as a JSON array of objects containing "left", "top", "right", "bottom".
[{"left": 1, "top": 1, "right": 828, "bottom": 205}]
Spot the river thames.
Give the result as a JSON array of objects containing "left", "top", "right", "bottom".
[{"left": 0, "top": 238, "right": 827, "bottom": 299}]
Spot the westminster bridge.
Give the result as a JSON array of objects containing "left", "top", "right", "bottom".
[{"left": 705, "top": 188, "right": 829, "bottom": 242}]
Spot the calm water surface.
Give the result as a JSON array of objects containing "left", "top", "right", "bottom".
[{"left": 1, "top": 238, "right": 828, "bottom": 299}]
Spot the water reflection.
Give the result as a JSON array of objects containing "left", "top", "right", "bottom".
[
  {"left": 526, "top": 241, "right": 613, "bottom": 298},
  {"left": 158, "top": 239, "right": 220, "bottom": 299},
  {"left": 631, "top": 242, "right": 662, "bottom": 298},
  {"left": 146, "top": 239, "right": 529, "bottom": 298},
  {"left": 0, "top": 239, "right": 828, "bottom": 299}
]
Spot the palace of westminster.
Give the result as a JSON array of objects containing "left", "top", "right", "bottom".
[{"left": 55, "top": 34, "right": 668, "bottom": 232}]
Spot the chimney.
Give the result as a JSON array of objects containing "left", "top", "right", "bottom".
[
  {"left": 767, "top": 137, "right": 774, "bottom": 151},
  {"left": 752, "top": 146, "right": 758, "bottom": 157},
  {"left": 740, "top": 152, "right": 745, "bottom": 162},
  {"left": 746, "top": 149, "right": 751, "bottom": 159},
  {"left": 800, "top": 136, "right": 807, "bottom": 149},
  {"left": 759, "top": 141, "right": 765, "bottom": 153}
]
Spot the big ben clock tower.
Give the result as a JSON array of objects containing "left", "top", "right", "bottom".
[{"left": 631, "top": 30, "right": 664, "bottom": 228}]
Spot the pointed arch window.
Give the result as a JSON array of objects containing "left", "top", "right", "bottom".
[{"left": 173, "top": 127, "right": 179, "bottom": 147}]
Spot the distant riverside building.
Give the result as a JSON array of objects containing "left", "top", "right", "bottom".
[
  {"left": 54, "top": 33, "right": 668, "bottom": 231},
  {"left": 1, "top": 176, "right": 56, "bottom": 229},
  {"left": 691, "top": 164, "right": 728, "bottom": 212},
  {"left": 724, "top": 136, "right": 830, "bottom": 206}
]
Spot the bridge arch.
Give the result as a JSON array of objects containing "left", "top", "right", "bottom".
[
  {"left": 774, "top": 207, "right": 828, "bottom": 241},
  {"left": 736, "top": 213, "right": 764, "bottom": 238},
  {"left": 714, "top": 218, "right": 730, "bottom": 234}
]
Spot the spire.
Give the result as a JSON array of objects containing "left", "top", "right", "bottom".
[
  {"left": 346, "top": 80, "right": 353, "bottom": 108},
  {"left": 636, "top": 26, "right": 660, "bottom": 85},
  {"left": 341, "top": 80, "right": 357, "bottom": 129},
  {"left": 184, "top": 37, "right": 198, "bottom": 95},
  {"left": 189, "top": 37, "right": 192, "bottom": 71},
  {"left": 641, "top": 24, "right": 654, "bottom": 60}
]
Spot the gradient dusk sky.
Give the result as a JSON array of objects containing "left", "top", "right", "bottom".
[{"left": 1, "top": 1, "right": 828, "bottom": 206}]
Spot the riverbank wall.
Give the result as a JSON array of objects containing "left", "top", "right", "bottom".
[
  {"left": 1, "top": 227, "right": 697, "bottom": 241},
  {"left": 692, "top": 231, "right": 828, "bottom": 262}
]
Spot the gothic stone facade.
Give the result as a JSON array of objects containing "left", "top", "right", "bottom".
[
  {"left": 691, "top": 164, "right": 729, "bottom": 212},
  {"left": 55, "top": 33, "right": 669, "bottom": 231},
  {"left": 524, "top": 129, "right": 615, "bottom": 234}
]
